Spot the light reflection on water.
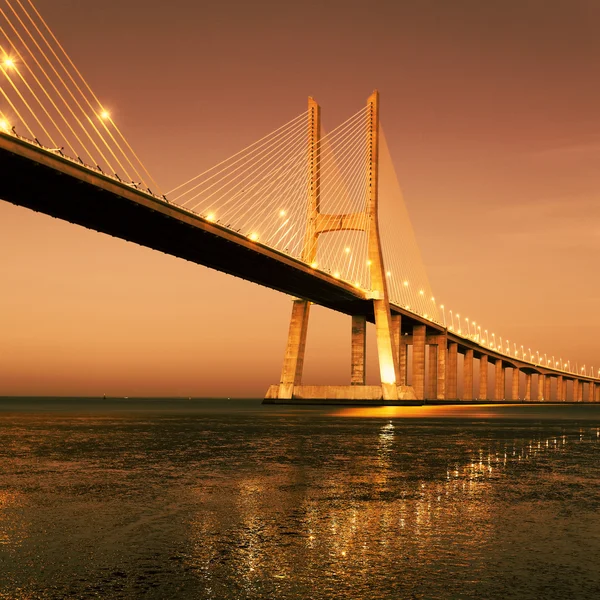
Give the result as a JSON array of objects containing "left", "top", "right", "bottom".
[{"left": 0, "top": 399, "right": 599, "bottom": 599}]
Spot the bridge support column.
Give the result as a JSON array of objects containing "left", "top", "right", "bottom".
[
  {"left": 544, "top": 377, "right": 551, "bottom": 402},
  {"left": 437, "top": 335, "right": 446, "bottom": 400},
  {"left": 494, "top": 359, "right": 504, "bottom": 400},
  {"left": 351, "top": 316, "right": 367, "bottom": 385},
  {"left": 399, "top": 338, "right": 408, "bottom": 385},
  {"left": 278, "top": 299, "right": 311, "bottom": 399},
  {"left": 588, "top": 381, "right": 594, "bottom": 402},
  {"left": 574, "top": 379, "right": 581, "bottom": 402},
  {"left": 511, "top": 367, "right": 520, "bottom": 401},
  {"left": 412, "top": 325, "right": 426, "bottom": 400},
  {"left": 428, "top": 344, "right": 438, "bottom": 400},
  {"left": 595, "top": 384, "right": 600, "bottom": 402},
  {"left": 463, "top": 349, "right": 473, "bottom": 401},
  {"left": 537, "top": 374, "right": 545, "bottom": 401},
  {"left": 447, "top": 342, "right": 458, "bottom": 400},
  {"left": 391, "top": 315, "right": 401, "bottom": 377},
  {"left": 524, "top": 373, "right": 531, "bottom": 401},
  {"left": 556, "top": 376, "right": 563, "bottom": 401},
  {"left": 479, "top": 355, "right": 488, "bottom": 400}
]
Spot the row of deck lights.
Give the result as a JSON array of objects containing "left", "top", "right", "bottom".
[{"left": 439, "top": 305, "right": 597, "bottom": 378}]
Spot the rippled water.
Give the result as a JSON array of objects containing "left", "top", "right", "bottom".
[{"left": 1, "top": 399, "right": 600, "bottom": 599}]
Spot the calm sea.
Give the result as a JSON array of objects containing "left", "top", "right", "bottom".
[{"left": 0, "top": 398, "right": 599, "bottom": 599}]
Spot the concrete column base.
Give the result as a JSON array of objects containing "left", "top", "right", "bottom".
[{"left": 264, "top": 384, "right": 418, "bottom": 404}]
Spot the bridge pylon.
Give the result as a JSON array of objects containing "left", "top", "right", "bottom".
[{"left": 265, "top": 92, "right": 416, "bottom": 404}]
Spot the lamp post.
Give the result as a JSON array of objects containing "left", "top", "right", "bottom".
[{"left": 440, "top": 304, "right": 446, "bottom": 328}]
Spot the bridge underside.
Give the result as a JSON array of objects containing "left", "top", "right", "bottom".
[{"left": 0, "top": 139, "right": 376, "bottom": 319}]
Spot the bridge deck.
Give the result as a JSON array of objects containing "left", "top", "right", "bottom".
[{"left": 0, "top": 133, "right": 595, "bottom": 384}]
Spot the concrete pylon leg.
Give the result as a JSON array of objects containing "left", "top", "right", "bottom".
[
  {"left": 479, "top": 355, "right": 488, "bottom": 400},
  {"left": 544, "top": 377, "right": 551, "bottom": 402},
  {"left": 511, "top": 368, "right": 520, "bottom": 401},
  {"left": 463, "top": 349, "right": 473, "bottom": 401},
  {"left": 574, "top": 379, "right": 581, "bottom": 401},
  {"left": 278, "top": 299, "right": 311, "bottom": 399},
  {"left": 494, "top": 359, "right": 505, "bottom": 400},
  {"left": 437, "top": 336, "right": 446, "bottom": 400},
  {"left": 412, "top": 325, "right": 426, "bottom": 400},
  {"left": 351, "top": 316, "right": 366, "bottom": 385},
  {"left": 524, "top": 373, "right": 531, "bottom": 401},
  {"left": 538, "top": 374, "right": 545, "bottom": 401},
  {"left": 588, "top": 381, "right": 594, "bottom": 402},
  {"left": 447, "top": 343, "right": 458, "bottom": 400}
]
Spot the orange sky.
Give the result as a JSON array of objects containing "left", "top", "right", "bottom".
[{"left": 1, "top": 0, "right": 599, "bottom": 396}]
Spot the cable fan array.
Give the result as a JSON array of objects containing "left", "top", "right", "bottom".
[
  {"left": 169, "top": 105, "right": 375, "bottom": 291},
  {"left": 0, "top": 0, "right": 158, "bottom": 193}
]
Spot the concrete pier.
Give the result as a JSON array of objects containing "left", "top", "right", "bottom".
[
  {"left": 463, "top": 349, "right": 473, "bottom": 401},
  {"left": 557, "top": 376, "right": 564, "bottom": 401},
  {"left": 538, "top": 374, "right": 545, "bottom": 401},
  {"left": 447, "top": 342, "right": 458, "bottom": 400},
  {"left": 524, "top": 373, "right": 531, "bottom": 401},
  {"left": 429, "top": 344, "right": 438, "bottom": 400},
  {"left": 479, "top": 355, "right": 488, "bottom": 400},
  {"left": 574, "top": 379, "right": 581, "bottom": 402},
  {"left": 511, "top": 367, "right": 520, "bottom": 400},
  {"left": 351, "top": 315, "right": 366, "bottom": 385},
  {"left": 412, "top": 325, "right": 426, "bottom": 400},
  {"left": 494, "top": 359, "right": 504, "bottom": 400},
  {"left": 399, "top": 339, "right": 407, "bottom": 386},
  {"left": 544, "top": 377, "right": 551, "bottom": 402},
  {"left": 437, "top": 336, "right": 446, "bottom": 400}
]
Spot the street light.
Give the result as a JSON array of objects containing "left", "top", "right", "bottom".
[
  {"left": 440, "top": 304, "right": 446, "bottom": 327},
  {"left": 465, "top": 318, "right": 471, "bottom": 338},
  {"left": 456, "top": 314, "right": 461, "bottom": 334}
]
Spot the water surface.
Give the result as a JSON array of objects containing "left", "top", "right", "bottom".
[{"left": 0, "top": 399, "right": 599, "bottom": 599}]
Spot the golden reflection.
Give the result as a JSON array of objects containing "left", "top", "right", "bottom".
[
  {"left": 182, "top": 425, "right": 600, "bottom": 593},
  {"left": 330, "top": 404, "right": 513, "bottom": 419}
]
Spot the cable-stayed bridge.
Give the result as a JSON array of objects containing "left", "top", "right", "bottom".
[{"left": 0, "top": 0, "right": 598, "bottom": 404}]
